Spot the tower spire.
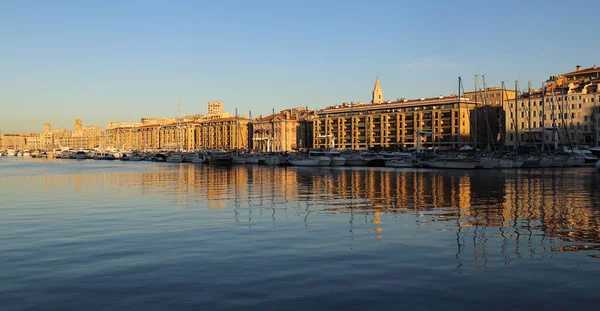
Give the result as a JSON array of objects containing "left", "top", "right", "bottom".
[{"left": 372, "top": 76, "right": 383, "bottom": 104}]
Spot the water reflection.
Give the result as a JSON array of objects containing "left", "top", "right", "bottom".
[{"left": 5, "top": 159, "right": 600, "bottom": 265}]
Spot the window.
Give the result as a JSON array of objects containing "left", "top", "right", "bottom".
[
  {"left": 571, "top": 104, "right": 575, "bottom": 110},
  {"left": 572, "top": 113, "right": 575, "bottom": 119},
  {"left": 533, "top": 121, "right": 537, "bottom": 128},
  {"left": 510, "top": 123, "right": 513, "bottom": 129},
  {"left": 585, "top": 125, "right": 588, "bottom": 131},
  {"left": 579, "top": 95, "right": 582, "bottom": 100},
  {"left": 579, "top": 103, "right": 582, "bottom": 109},
  {"left": 510, "top": 112, "right": 513, "bottom": 119},
  {"left": 521, "top": 122, "right": 524, "bottom": 129},
  {"left": 521, "top": 111, "right": 524, "bottom": 118},
  {"left": 533, "top": 111, "right": 536, "bottom": 117},
  {"left": 585, "top": 116, "right": 588, "bottom": 121},
  {"left": 592, "top": 98, "right": 595, "bottom": 103},
  {"left": 521, "top": 102, "right": 525, "bottom": 107},
  {"left": 510, "top": 134, "right": 514, "bottom": 141}
]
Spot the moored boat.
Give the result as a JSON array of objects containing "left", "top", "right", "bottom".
[{"left": 166, "top": 153, "right": 183, "bottom": 163}]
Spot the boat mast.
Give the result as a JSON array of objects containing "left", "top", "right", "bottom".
[
  {"left": 482, "top": 76, "right": 496, "bottom": 153},
  {"left": 457, "top": 76, "right": 462, "bottom": 148},
  {"left": 540, "top": 82, "right": 546, "bottom": 153},
  {"left": 473, "top": 75, "right": 478, "bottom": 152},
  {"left": 514, "top": 81, "right": 521, "bottom": 153},
  {"left": 177, "top": 96, "right": 182, "bottom": 151},
  {"left": 527, "top": 80, "right": 539, "bottom": 155}
]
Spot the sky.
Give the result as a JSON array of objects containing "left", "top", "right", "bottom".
[{"left": 1, "top": 0, "right": 599, "bottom": 133}]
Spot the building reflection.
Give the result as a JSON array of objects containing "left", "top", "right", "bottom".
[{"left": 26, "top": 161, "right": 600, "bottom": 264}]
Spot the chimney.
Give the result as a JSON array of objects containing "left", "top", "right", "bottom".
[
  {"left": 594, "top": 65, "right": 597, "bottom": 70},
  {"left": 576, "top": 65, "right": 581, "bottom": 71}
]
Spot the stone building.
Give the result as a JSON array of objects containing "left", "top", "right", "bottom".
[
  {"left": 505, "top": 65, "right": 600, "bottom": 148},
  {"left": 195, "top": 117, "right": 249, "bottom": 151},
  {"left": 312, "top": 78, "right": 477, "bottom": 150},
  {"left": 207, "top": 100, "right": 224, "bottom": 115},
  {"left": 247, "top": 108, "right": 313, "bottom": 152}
]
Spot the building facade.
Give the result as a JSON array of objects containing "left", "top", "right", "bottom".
[
  {"left": 505, "top": 65, "right": 600, "bottom": 148},
  {"left": 247, "top": 108, "right": 313, "bottom": 152},
  {"left": 312, "top": 78, "right": 476, "bottom": 150}
]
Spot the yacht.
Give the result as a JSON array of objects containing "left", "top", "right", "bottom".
[
  {"left": 129, "top": 153, "right": 143, "bottom": 161},
  {"left": 93, "top": 152, "right": 115, "bottom": 160},
  {"left": 308, "top": 150, "right": 345, "bottom": 166},
  {"left": 420, "top": 156, "right": 479, "bottom": 169},
  {"left": 264, "top": 154, "right": 287, "bottom": 166},
  {"left": 166, "top": 153, "right": 183, "bottom": 163},
  {"left": 343, "top": 153, "right": 368, "bottom": 166},
  {"left": 7, "top": 149, "right": 16, "bottom": 156},
  {"left": 74, "top": 151, "right": 89, "bottom": 159},
  {"left": 232, "top": 155, "right": 247, "bottom": 164},
  {"left": 385, "top": 158, "right": 413, "bottom": 168},
  {"left": 208, "top": 153, "right": 233, "bottom": 165},
  {"left": 288, "top": 154, "right": 320, "bottom": 167},
  {"left": 22, "top": 150, "right": 31, "bottom": 157}
]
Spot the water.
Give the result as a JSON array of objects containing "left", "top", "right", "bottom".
[{"left": 1, "top": 157, "right": 599, "bottom": 310}]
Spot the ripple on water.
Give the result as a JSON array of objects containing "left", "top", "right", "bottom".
[{"left": 1, "top": 158, "right": 600, "bottom": 310}]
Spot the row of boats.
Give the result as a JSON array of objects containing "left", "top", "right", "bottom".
[{"left": 5, "top": 147, "right": 596, "bottom": 169}]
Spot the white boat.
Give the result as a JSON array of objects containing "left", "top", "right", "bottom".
[
  {"left": 563, "top": 147, "right": 598, "bottom": 165},
  {"left": 264, "top": 154, "right": 286, "bottom": 165},
  {"left": 190, "top": 152, "right": 204, "bottom": 164},
  {"left": 344, "top": 154, "right": 368, "bottom": 166},
  {"left": 7, "top": 149, "right": 16, "bottom": 156},
  {"left": 422, "top": 158, "right": 478, "bottom": 169},
  {"left": 289, "top": 158, "right": 320, "bottom": 166},
  {"left": 476, "top": 157, "right": 498, "bottom": 169},
  {"left": 550, "top": 156, "right": 565, "bottom": 167},
  {"left": 385, "top": 159, "right": 413, "bottom": 168},
  {"left": 564, "top": 156, "right": 585, "bottom": 167},
  {"left": 166, "top": 153, "right": 183, "bottom": 163},
  {"left": 496, "top": 159, "right": 515, "bottom": 168},
  {"left": 22, "top": 150, "right": 31, "bottom": 157},
  {"left": 232, "top": 155, "right": 247, "bottom": 164},
  {"left": 538, "top": 157, "right": 552, "bottom": 168},
  {"left": 308, "top": 150, "right": 344, "bottom": 166},
  {"left": 246, "top": 156, "right": 260, "bottom": 164},
  {"left": 520, "top": 157, "right": 540, "bottom": 168}
]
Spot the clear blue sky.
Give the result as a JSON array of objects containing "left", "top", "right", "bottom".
[{"left": 1, "top": 0, "right": 599, "bottom": 133}]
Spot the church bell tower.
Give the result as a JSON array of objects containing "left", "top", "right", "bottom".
[{"left": 372, "top": 76, "right": 383, "bottom": 104}]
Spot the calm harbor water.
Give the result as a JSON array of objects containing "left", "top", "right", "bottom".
[{"left": 1, "top": 157, "right": 599, "bottom": 310}]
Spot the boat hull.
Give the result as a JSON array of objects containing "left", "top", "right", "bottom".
[
  {"left": 424, "top": 160, "right": 478, "bottom": 169},
  {"left": 289, "top": 159, "right": 320, "bottom": 166}
]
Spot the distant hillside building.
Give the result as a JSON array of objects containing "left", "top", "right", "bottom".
[{"left": 208, "top": 100, "right": 224, "bottom": 115}]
